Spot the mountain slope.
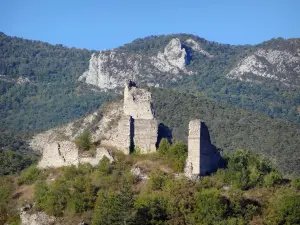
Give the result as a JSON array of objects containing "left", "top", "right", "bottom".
[
  {"left": 0, "top": 32, "right": 114, "bottom": 132},
  {"left": 79, "top": 34, "right": 300, "bottom": 123},
  {"left": 151, "top": 88, "right": 300, "bottom": 176}
]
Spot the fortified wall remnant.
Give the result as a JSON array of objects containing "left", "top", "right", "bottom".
[
  {"left": 185, "top": 119, "right": 221, "bottom": 178},
  {"left": 123, "top": 81, "right": 157, "bottom": 153},
  {"left": 102, "top": 81, "right": 158, "bottom": 154},
  {"left": 38, "top": 142, "right": 113, "bottom": 169}
]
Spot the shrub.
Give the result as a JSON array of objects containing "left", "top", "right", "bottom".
[
  {"left": 263, "top": 171, "right": 282, "bottom": 187},
  {"left": 97, "top": 156, "right": 112, "bottom": 176},
  {"left": 224, "top": 150, "right": 279, "bottom": 190},
  {"left": 187, "top": 188, "right": 227, "bottom": 224},
  {"left": 291, "top": 177, "right": 300, "bottom": 190},
  {"left": 157, "top": 138, "right": 170, "bottom": 155},
  {"left": 92, "top": 181, "right": 134, "bottom": 225},
  {"left": 265, "top": 192, "right": 300, "bottom": 225},
  {"left": 74, "top": 131, "right": 94, "bottom": 152},
  {"left": 148, "top": 170, "right": 170, "bottom": 191},
  {"left": 134, "top": 194, "right": 168, "bottom": 224},
  {"left": 18, "top": 164, "right": 42, "bottom": 185}
]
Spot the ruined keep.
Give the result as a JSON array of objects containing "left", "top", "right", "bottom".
[
  {"left": 104, "top": 81, "right": 158, "bottom": 154},
  {"left": 185, "top": 119, "right": 221, "bottom": 178}
]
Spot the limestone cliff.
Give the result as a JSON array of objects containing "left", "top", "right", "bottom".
[
  {"left": 79, "top": 38, "right": 202, "bottom": 90},
  {"left": 227, "top": 47, "right": 300, "bottom": 86}
]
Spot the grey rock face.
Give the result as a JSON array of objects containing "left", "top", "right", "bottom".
[
  {"left": 20, "top": 204, "right": 56, "bottom": 225},
  {"left": 227, "top": 48, "right": 300, "bottom": 86},
  {"left": 79, "top": 38, "right": 194, "bottom": 90},
  {"left": 185, "top": 119, "right": 221, "bottom": 178}
]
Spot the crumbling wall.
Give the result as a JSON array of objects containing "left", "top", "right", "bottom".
[
  {"left": 185, "top": 119, "right": 221, "bottom": 178},
  {"left": 102, "top": 115, "right": 132, "bottom": 155},
  {"left": 123, "top": 81, "right": 154, "bottom": 120},
  {"left": 38, "top": 141, "right": 78, "bottom": 168},
  {"left": 134, "top": 119, "right": 158, "bottom": 153},
  {"left": 38, "top": 141, "right": 113, "bottom": 168}
]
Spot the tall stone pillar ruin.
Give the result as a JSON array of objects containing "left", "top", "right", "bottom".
[
  {"left": 123, "top": 81, "right": 158, "bottom": 154},
  {"left": 185, "top": 119, "right": 221, "bottom": 178}
]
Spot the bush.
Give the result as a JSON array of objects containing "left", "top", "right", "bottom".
[
  {"left": 18, "top": 164, "right": 42, "bottom": 185},
  {"left": 265, "top": 192, "right": 300, "bottom": 225},
  {"left": 134, "top": 194, "right": 168, "bottom": 224},
  {"left": 92, "top": 181, "right": 134, "bottom": 225},
  {"left": 291, "top": 177, "right": 300, "bottom": 190},
  {"left": 263, "top": 171, "right": 282, "bottom": 187},
  {"left": 0, "top": 149, "right": 35, "bottom": 176},
  {"left": 74, "top": 131, "right": 94, "bottom": 152},
  {"left": 148, "top": 170, "right": 170, "bottom": 191},
  {"left": 224, "top": 150, "right": 278, "bottom": 190},
  {"left": 157, "top": 138, "right": 170, "bottom": 155},
  {"left": 97, "top": 156, "right": 112, "bottom": 176},
  {"left": 187, "top": 188, "right": 227, "bottom": 224}
]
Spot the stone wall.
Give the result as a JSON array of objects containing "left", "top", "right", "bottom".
[
  {"left": 102, "top": 115, "right": 132, "bottom": 155},
  {"left": 38, "top": 141, "right": 113, "bottom": 169},
  {"left": 123, "top": 81, "right": 154, "bottom": 120},
  {"left": 185, "top": 119, "right": 221, "bottom": 178},
  {"left": 134, "top": 119, "right": 158, "bottom": 153}
]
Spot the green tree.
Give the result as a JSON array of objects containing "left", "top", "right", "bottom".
[
  {"left": 134, "top": 194, "right": 168, "bottom": 224},
  {"left": 265, "top": 192, "right": 300, "bottom": 225},
  {"left": 92, "top": 180, "right": 134, "bottom": 225},
  {"left": 168, "top": 142, "right": 188, "bottom": 172},
  {"left": 74, "top": 131, "right": 94, "bottom": 152},
  {"left": 157, "top": 138, "right": 170, "bottom": 155},
  {"left": 187, "top": 188, "right": 227, "bottom": 224}
]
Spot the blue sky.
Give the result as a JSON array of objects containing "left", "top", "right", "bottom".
[{"left": 0, "top": 0, "right": 299, "bottom": 50}]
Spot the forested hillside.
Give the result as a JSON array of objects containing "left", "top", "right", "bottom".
[
  {"left": 0, "top": 32, "right": 114, "bottom": 132},
  {"left": 119, "top": 34, "right": 300, "bottom": 124},
  {"left": 152, "top": 88, "right": 300, "bottom": 176}
]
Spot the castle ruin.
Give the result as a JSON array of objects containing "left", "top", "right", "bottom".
[
  {"left": 116, "top": 81, "right": 158, "bottom": 154},
  {"left": 33, "top": 81, "right": 221, "bottom": 174},
  {"left": 185, "top": 119, "right": 221, "bottom": 178}
]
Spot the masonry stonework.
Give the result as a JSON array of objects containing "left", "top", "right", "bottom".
[
  {"left": 185, "top": 119, "right": 221, "bottom": 178},
  {"left": 134, "top": 119, "right": 158, "bottom": 153}
]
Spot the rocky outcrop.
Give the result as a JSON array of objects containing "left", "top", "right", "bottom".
[
  {"left": 130, "top": 167, "right": 149, "bottom": 180},
  {"left": 184, "top": 39, "right": 214, "bottom": 58},
  {"left": 227, "top": 48, "right": 300, "bottom": 85},
  {"left": 185, "top": 119, "right": 221, "bottom": 178},
  {"left": 79, "top": 38, "right": 194, "bottom": 90},
  {"left": 20, "top": 204, "right": 56, "bottom": 225},
  {"left": 151, "top": 38, "right": 187, "bottom": 73}
]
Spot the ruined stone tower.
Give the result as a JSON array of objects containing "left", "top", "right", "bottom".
[
  {"left": 99, "top": 81, "right": 158, "bottom": 154},
  {"left": 122, "top": 81, "right": 158, "bottom": 154},
  {"left": 185, "top": 119, "right": 221, "bottom": 178}
]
